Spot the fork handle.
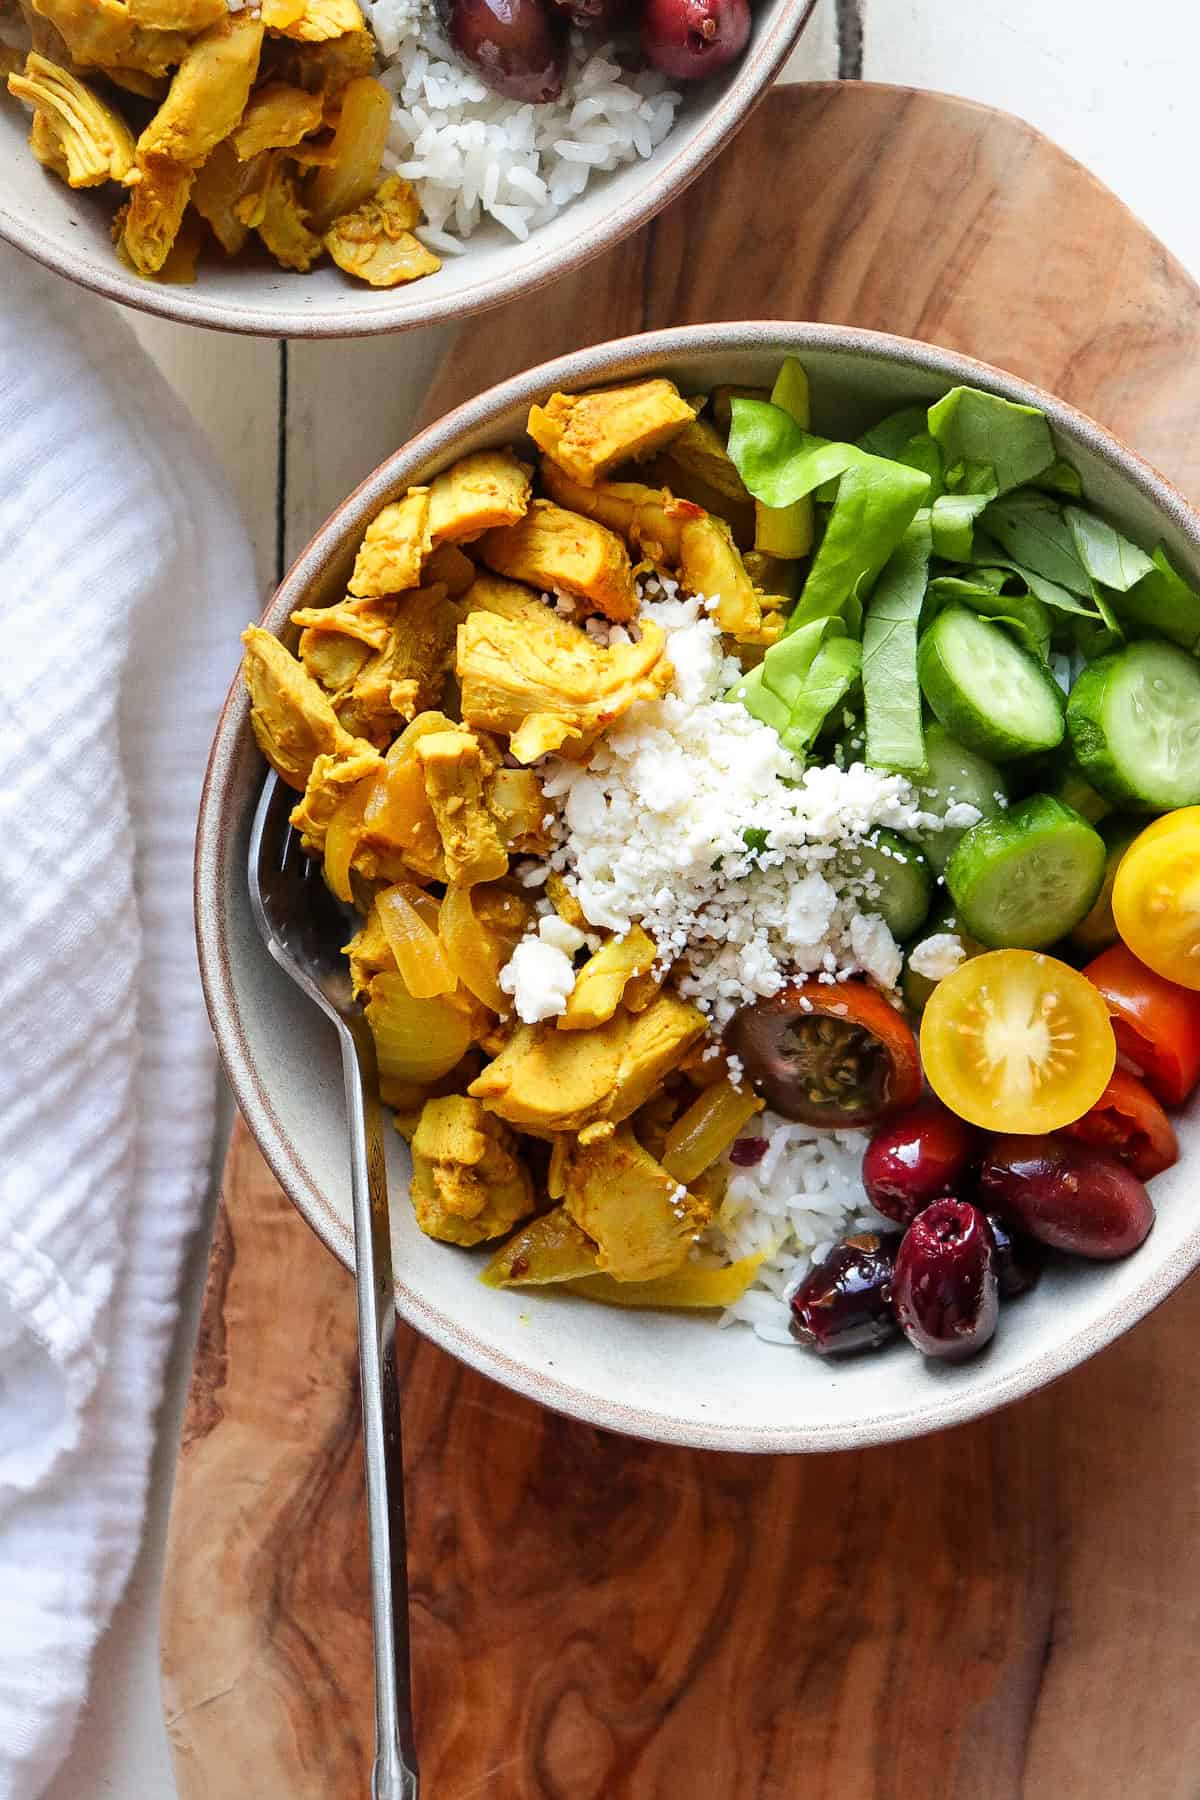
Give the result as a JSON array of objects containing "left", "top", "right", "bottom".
[{"left": 340, "top": 1016, "right": 420, "bottom": 1800}]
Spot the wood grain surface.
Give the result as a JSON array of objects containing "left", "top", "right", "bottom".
[{"left": 163, "top": 84, "right": 1200, "bottom": 1800}]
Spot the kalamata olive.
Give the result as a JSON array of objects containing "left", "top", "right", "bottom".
[
  {"left": 641, "top": 0, "right": 750, "bottom": 80},
  {"left": 789, "top": 1230, "right": 902, "bottom": 1356},
  {"left": 726, "top": 981, "right": 921, "bottom": 1129},
  {"left": 440, "top": 0, "right": 567, "bottom": 101},
  {"left": 979, "top": 1135, "right": 1154, "bottom": 1260},
  {"left": 862, "top": 1098, "right": 979, "bottom": 1225},
  {"left": 984, "top": 1211, "right": 1045, "bottom": 1299},
  {"left": 551, "top": 0, "right": 630, "bottom": 29},
  {"left": 892, "top": 1200, "right": 999, "bottom": 1362}
]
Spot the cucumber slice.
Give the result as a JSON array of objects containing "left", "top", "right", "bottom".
[
  {"left": 1069, "top": 817, "right": 1142, "bottom": 955},
  {"left": 917, "top": 723, "right": 1008, "bottom": 874},
  {"left": 1066, "top": 639, "right": 1200, "bottom": 812},
  {"left": 844, "top": 829, "right": 932, "bottom": 940},
  {"left": 945, "top": 793, "right": 1106, "bottom": 950},
  {"left": 918, "top": 605, "right": 1066, "bottom": 761}
]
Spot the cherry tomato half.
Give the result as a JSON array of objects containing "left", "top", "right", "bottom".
[
  {"left": 920, "top": 949, "right": 1115, "bottom": 1134},
  {"left": 727, "top": 981, "right": 921, "bottom": 1128},
  {"left": 1083, "top": 943, "right": 1200, "bottom": 1108},
  {"left": 1113, "top": 811, "right": 1200, "bottom": 989},
  {"left": 1060, "top": 1068, "right": 1178, "bottom": 1181}
]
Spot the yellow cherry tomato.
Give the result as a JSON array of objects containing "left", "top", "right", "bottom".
[
  {"left": 921, "top": 949, "right": 1116, "bottom": 1133},
  {"left": 1113, "top": 813, "right": 1200, "bottom": 989}
]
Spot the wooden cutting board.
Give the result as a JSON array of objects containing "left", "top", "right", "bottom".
[{"left": 162, "top": 84, "right": 1200, "bottom": 1799}]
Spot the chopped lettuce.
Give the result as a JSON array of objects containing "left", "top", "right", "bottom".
[
  {"left": 927, "top": 386, "right": 1055, "bottom": 495},
  {"left": 862, "top": 514, "right": 932, "bottom": 775}
]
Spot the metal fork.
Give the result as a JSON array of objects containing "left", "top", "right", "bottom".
[{"left": 248, "top": 770, "right": 419, "bottom": 1800}]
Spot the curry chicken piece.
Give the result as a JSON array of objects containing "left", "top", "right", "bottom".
[
  {"left": 242, "top": 624, "right": 366, "bottom": 790},
  {"left": 469, "top": 993, "right": 706, "bottom": 1134},
  {"left": 457, "top": 579, "right": 672, "bottom": 763},
  {"left": 117, "top": 156, "right": 195, "bottom": 276},
  {"left": 415, "top": 728, "right": 509, "bottom": 888},
  {"left": 349, "top": 488, "right": 432, "bottom": 598},
  {"left": 562, "top": 1125, "right": 710, "bottom": 1282},
  {"left": 342, "top": 903, "right": 395, "bottom": 999},
  {"left": 678, "top": 511, "right": 764, "bottom": 640},
  {"left": 477, "top": 499, "right": 637, "bottom": 622},
  {"left": 254, "top": 153, "right": 323, "bottom": 271},
  {"left": 332, "top": 584, "right": 460, "bottom": 743},
  {"left": 289, "top": 743, "right": 384, "bottom": 853},
  {"left": 558, "top": 925, "right": 657, "bottom": 1031},
  {"left": 230, "top": 81, "right": 324, "bottom": 158},
  {"left": 527, "top": 380, "right": 697, "bottom": 486},
  {"left": 273, "top": 0, "right": 364, "bottom": 42},
  {"left": 539, "top": 456, "right": 703, "bottom": 565},
  {"left": 484, "top": 767, "right": 551, "bottom": 854},
  {"left": 31, "top": 0, "right": 189, "bottom": 76},
  {"left": 410, "top": 1095, "right": 535, "bottom": 1248},
  {"left": 427, "top": 450, "right": 533, "bottom": 546},
  {"left": 137, "top": 14, "right": 263, "bottom": 166},
  {"left": 324, "top": 175, "right": 440, "bottom": 288},
  {"left": 9, "top": 53, "right": 135, "bottom": 186},
  {"left": 291, "top": 593, "right": 395, "bottom": 694}
]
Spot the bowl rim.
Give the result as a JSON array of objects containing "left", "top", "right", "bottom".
[
  {"left": 0, "top": 0, "right": 816, "bottom": 340},
  {"left": 197, "top": 319, "right": 1200, "bottom": 1452}
]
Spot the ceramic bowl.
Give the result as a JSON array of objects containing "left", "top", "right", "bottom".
[
  {"left": 0, "top": 1, "right": 813, "bottom": 338},
  {"left": 196, "top": 322, "right": 1200, "bottom": 1451}
]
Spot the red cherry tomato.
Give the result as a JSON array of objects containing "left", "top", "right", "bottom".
[
  {"left": 1083, "top": 944, "right": 1200, "bottom": 1108},
  {"left": 1059, "top": 1068, "right": 1178, "bottom": 1182},
  {"left": 727, "top": 981, "right": 921, "bottom": 1128}
]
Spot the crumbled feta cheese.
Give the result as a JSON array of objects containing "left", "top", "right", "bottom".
[
  {"left": 907, "top": 932, "right": 967, "bottom": 980},
  {"left": 532, "top": 591, "right": 941, "bottom": 1026},
  {"left": 498, "top": 937, "right": 576, "bottom": 1022},
  {"left": 943, "top": 801, "right": 983, "bottom": 830},
  {"left": 848, "top": 914, "right": 903, "bottom": 991},
  {"left": 537, "top": 913, "right": 587, "bottom": 956}
]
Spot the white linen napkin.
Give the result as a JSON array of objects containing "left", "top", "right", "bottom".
[{"left": 0, "top": 243, "right": 257, "bottom": 1799}]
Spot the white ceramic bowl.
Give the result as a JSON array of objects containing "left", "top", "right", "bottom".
[
  {"left": 0, "top": 2, "right": 813, "bottom": 337},
  {"left": 196, "top": 322, "right": 1200, "bottom": 1450}
]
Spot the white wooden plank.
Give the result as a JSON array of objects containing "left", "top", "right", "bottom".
[
  {"left": 284, "top": 329, "right": 454, "bottom": 568},
  {"left": 863, "top": 0, "right": 1200, "bottom": 279},
  {"left": 130, "top": 316, "right": 281, "bottom": 597},
  {"left": 782, "top": 0, "right": 839, "bottom": 82}
]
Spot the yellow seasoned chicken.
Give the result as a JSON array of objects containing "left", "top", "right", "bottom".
[
  {"left": 116, "top": 156, "right": 194, "bottom": 276},
  {"left": 349, "top": 489, "right": 432, "bottom": 598},
  {"left": 457, "top": 598, "right": 671, "bottom": 764},
  {"left": 289, "top": 744, "right": 384, "bottom": 853},
  {"left": 427, "top": 450, "right": 533, "bottom": 546},
  {"left": 324, "top": 175, "right": 440, "bottom": 288},
  {"left": 230, "top": 82, "right": 324, "bottom": 158},
  {"left": 527, "top": 380, "right": 696, "bottom": 486},
  {"left": 410, "top": 1095, "right": 535, "bottom": 1247},
  {"left": 539, "top": 457, "right": 703, "bottom": 565},
  {"left": 254, "top": 153, "right": 323, "bottom": 271},
  {"left": 127, "top": 0, "right": 226, "bottom": 25},
  {"left": 558, "top": 926, "right": 657, "bottom": 1031},
  {"left": 662, "top": 415, "right": 752, "bottom": 508},
  {"left": 241, "top": 624, "right": 366, "bottom": 790},
  {"left": 9, "top": 54, "right": 135, "bottom": 187},
  {"left": 678, "top": 512, "right": 763, "bottom": 639},
  {"left": 333, "top": 585, "right": 460, "bottom": 743},
  {"left": 274, "top": 0, "right": 364, "bottom": 42},
  {"left": 484, "top": 767, "right": 551, "bottom": 855},
  {"left": 342, "top": 903, "right": 396, "bottom": 998},
  {"left": 470, "top": 992, "right": 705, "bottom": 1133},
  {"left": 478, "top": 500, "right": 636, "bottom": 623},
  {"left": 137, "top": 15, "right": 264, "bottom": 167},
  {"left": 415, "top": 728, "right": 509, "bottom": 888},
  {"left": 292, "top": 594, "right": 395, "bottom": 693},
  {"left": 31, "top": 0, "right": 188, "bottom": 77},
  {"left": 562, "top": 1126, "right": 710, "bottom": 1282}
]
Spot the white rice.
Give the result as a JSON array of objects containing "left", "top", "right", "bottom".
[
  {"left": 360, "top": 0, "right": 683, "bottom": 243},
  {"left": 714, "top": 1112, "right": 893, "bottom": 1344}
]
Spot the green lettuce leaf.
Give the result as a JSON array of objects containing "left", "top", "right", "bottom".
[
  {"left": 862, "top": 513, "right": 932, "bottom": 775},
  {"left": 1064, "top": 506, "right": 1156, "bottom": 592},
  {"left": 857, "top": 405, "right": 931, "bottom": 460},
  {"left": 780, "top": 637, "right": 863, "bottom": 755},
  {"left": 927, "top": 387, "right": 1055, "bottom": 496},
  {"left": 784, "top": 456, "right": 930, "bottom": 635},
  {"left": 981, "top": 491, "right": 1094, "bottom": 594},
  {"left": 930, "top": 489, "right": 993, "bottom": 561},
  {"left": 925, "top": 575, "right": 1052, "bottom": 661},
  {"left": 1108, "top": 544, "right": 1200, "bottom": 650}
]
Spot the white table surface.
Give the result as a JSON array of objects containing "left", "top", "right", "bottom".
[{"left": 42, "top": 0, "right": 1200, "bottom": 1791}]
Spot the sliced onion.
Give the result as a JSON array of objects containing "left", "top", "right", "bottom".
[
  {"left": 441, "top": 881, "right": 531, "bottom": 1013},
  {"left": 376, "top": 884, "right": 456, "bottom": 998},
  {"left": 563, "top": 1256, "right": 764, "bottom": 1310},
  {"left": 661, "top": 1079, "right": 764, "bottom": 1184},
  {"left": 323, "top": 777, "right": 374, "bottom": 903},
  {"left": 365, "top": 973, "right": 472, "bottom": 1084}
]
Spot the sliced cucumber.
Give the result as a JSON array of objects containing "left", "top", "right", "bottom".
[
  {"left": 1066, "top": 639, "right": 1200, "bottom": 812},
  {"left": 1069, "top": 816, "right": 1142, "bottom": 955},
  {"left": 918, "top": 605, "right": 1066, "bottom": 761},
  {"left": 843, "top": 829, "right": 932, "bottom": 940},
  {"left": 917, "top": 723, "right": 1008, "bottom": 874},
  {"left": 945, "top": 793, "right": 1106, "bottom": 950}
]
